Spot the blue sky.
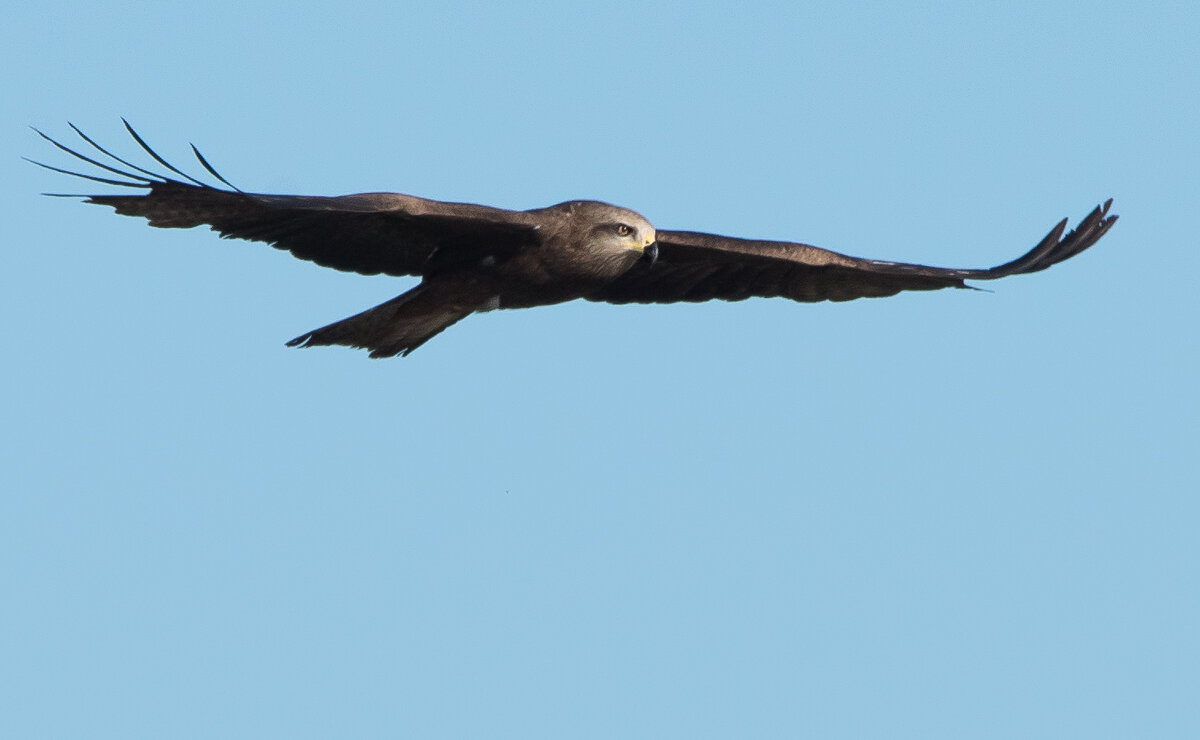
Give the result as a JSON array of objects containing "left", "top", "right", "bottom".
[{"left": 3, "top": 2, "right": 1197, "bottom": 738}]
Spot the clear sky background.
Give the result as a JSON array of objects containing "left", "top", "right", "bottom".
[{"left": 3, "top": 2, "right": 1197, "bottom": 738}]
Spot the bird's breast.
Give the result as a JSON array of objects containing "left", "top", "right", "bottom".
[{"left": 490, "top": 238, "right": 641, "bottom": 308}]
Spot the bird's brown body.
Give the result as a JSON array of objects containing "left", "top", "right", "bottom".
[{"left": 32, "top": 122, "right": 1119, "bottom": 357}]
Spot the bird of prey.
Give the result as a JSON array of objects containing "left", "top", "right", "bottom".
[{"left": 31, "top": 122, "right": 1118, "bottom": 358}]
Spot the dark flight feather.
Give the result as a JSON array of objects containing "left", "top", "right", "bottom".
[
  {"left": 121, "top": 118, "right": 214, "bottom": 188},
  {"left": 67, "top": 121, "right": 169, "bottom": 183},
  {"left": 189, "top": 143, "right": 242, "bottom": 192}
]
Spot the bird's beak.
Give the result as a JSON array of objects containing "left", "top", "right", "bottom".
[{"left": 643, "top": 241, "right": 658, "bottom": 266}]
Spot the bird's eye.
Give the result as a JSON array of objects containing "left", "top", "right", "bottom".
[{"left": 616, "top": 224, "right": 633, "bottom": 237}]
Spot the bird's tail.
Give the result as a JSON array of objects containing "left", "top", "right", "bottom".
[{"left": 286, "top": 277, "right": 495, "bottom": 358}]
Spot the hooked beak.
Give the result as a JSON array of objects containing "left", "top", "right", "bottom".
[{"left": 643, "top": 241, "right": 658, "bottom": 266}]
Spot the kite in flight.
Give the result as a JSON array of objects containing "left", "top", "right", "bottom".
[{"left": 31, "top": 122, "right": 1118, "bottom": 357}]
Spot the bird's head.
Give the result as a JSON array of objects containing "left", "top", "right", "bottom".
[{"left": 570, "top": 201, "right": 657, "bottom": 265}]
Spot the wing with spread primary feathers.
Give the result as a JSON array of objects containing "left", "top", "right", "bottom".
[
  {"left": 591, "top": 200, "right": 1116, "bottom": 304},
  {"left": 28, "top": 121, "right": 540, "bottom": 277}
]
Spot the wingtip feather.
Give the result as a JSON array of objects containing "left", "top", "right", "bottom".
[
  {"left": 191, "top": 143, "right": 242, "bottom": 192},
  {"left": 121, "top": 119, "right": 213, "bottom": 188}
]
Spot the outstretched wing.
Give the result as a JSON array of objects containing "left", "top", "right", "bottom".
[
  {"left": 591, "top": 200, "right": 1117, "bottom": 304},
  {"left": 29, "top": 122, "right": 540, "bottom": 277}
]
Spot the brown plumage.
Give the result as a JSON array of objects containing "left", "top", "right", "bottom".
[{"left": 30, "top": 122, "right": 1118, "bottom": 357}]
